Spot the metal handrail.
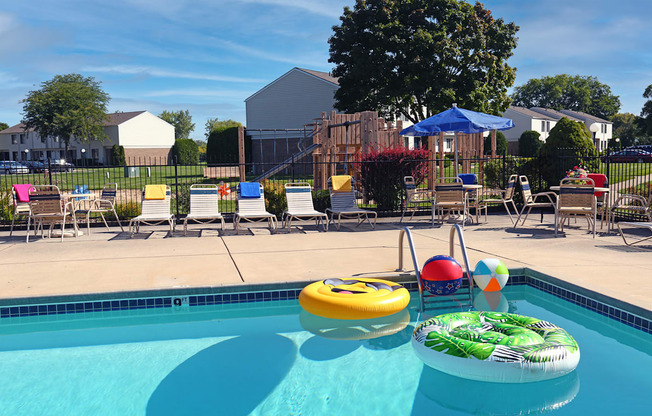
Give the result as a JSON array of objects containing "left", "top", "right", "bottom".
[{"left": 397, "top": 224, "right": 474, "bottom": 312}]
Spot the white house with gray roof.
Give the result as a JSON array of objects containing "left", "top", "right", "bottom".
[
  {"left": 530, "top": 107, "right": 611, "bottom": 151},
  {"left": 502, "top": 106, "right": 556, "bottom": 144},
  {"left": 0, "top": 111, "right": 174, "bottom": 165}
]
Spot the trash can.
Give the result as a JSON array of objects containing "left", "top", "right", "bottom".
[{"left": 124, "top": 166, "right": 140, "bottom": 177}]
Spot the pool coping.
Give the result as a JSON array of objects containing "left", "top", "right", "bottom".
[{"left": 0, "top": 268, "right": 650, "bottom": 334}]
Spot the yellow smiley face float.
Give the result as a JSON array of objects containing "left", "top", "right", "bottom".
[{"left": 299, "top": 278, "right": 410, "bottom": 320}]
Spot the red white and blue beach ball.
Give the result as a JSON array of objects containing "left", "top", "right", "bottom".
[{"left": 421, "top": 255, "right": 463, "bottom": 296}]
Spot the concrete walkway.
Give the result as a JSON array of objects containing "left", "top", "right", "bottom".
[{"left": 0, "top": 213, "right": 650, "bottom": 312}]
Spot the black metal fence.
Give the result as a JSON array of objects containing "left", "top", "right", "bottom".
[{"left": 1, "top": 149, "right": 651, "bottom": 226}]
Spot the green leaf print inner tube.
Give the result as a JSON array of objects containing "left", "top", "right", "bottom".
[{"left": 412, "top": 311, "right": 580, "bottom": 383}]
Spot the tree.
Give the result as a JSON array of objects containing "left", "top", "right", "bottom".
[
  {"left": 539, "top": 117, "right": 597, "bottom": 186},
  {"left": 329, "top": 0, "right": 519, "bottom": 123},
  {"left": 159, "top": 110, "right": 195, "bottom": 140},
  {"left": 206, "top": 127, "right": 251, "bottom": 163},
  {"left": 111, "top": 144, "right": 126, "bottom": 166},
  {"left": 611, "top": 113, "right": 642, "bottom": 148},
  {"left": 205, "top": 118, "right": 242, "bottom": 137},
  {"left": 511, "top": 74, "right": 621, "bottom": 119},
  {"left": 518, "top": 130, "right": 541, "bottom": 157},
  {"left": 21, "top": 74, "right": 110, "bottom": 158},
  {"left": 484, "top": 131, "right": 508, "bottom": 155},
  {"left": 0, "top": 122, "right": 9, "bottom": 132},
  {"left": 640, "top": 84, "right": 652, "bottom": 137}
]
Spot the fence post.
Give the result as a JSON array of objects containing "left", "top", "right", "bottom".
[
  {"left": 174, "top": 157, "right": 179, "bottom": 216},
  {"left": 502, "top": 153, "right": 506, "bottom": 189},
  {"left": 47, "top": 159, "right": 53, "bottom": 185},
  {"left": 291, "top": 154, "right": 295, "bottom": 183}
]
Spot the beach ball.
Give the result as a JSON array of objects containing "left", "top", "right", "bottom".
[
  {"left": 473, "top": 258, "right": 509, "bottom": 292},
  {"left": 421, "top": 255, "right": 463, "bottom": 296}
]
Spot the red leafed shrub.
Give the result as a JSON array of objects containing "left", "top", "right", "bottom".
[{"left": 359, "top": 147, "right": 430, "bottom": 211}]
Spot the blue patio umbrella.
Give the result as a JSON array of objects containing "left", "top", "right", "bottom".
[{"left": 400, "top": 104, "right": 514, "bottom": 174}]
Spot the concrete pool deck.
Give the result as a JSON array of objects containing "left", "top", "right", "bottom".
[{"left": 0, "top": 213, "right": 650, "bottom": 313}]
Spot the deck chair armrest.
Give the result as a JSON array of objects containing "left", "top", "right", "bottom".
[
  {"left": 612, "top": 194, "right": 647, "bottom": 208},
  {"left": 532, "top": 191, "right": 557, "bottom": 204}
]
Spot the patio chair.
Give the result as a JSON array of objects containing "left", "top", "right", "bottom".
[
  {"left": 610, "top": 189, "right": 651, "bottom": 230},
  {"left": 282, "top": 182, "right": 328, "bottom": 231},
  {"left": 432, "top": 177, "right": 469, "bottom": 227},
  {"left": 234, "top": 182, "right": 277, "bottom": 233},
  {"left": 459, "top": 173, "right": 485, "bottom": 223},
  {"left": 478, "top": 174, "right": 518, "bottom": 224},
  {"left": 9, "top": 184, "right": 33, "bottom": 237},
  {"left": 26, "top": 185, "right": 78, "bottom": 242},
  {"left": 183, "top": 184, "right": 225, "bottom": 235},
  {"left": 586, "top": 173, "right": 608, "bottom": 228},
  {"left": 325, "top": 175, "right": 377, "bottom": 231},
  {"left": 616, "top": 222, "right": 652, "bottom": 246},
  {"left": 128, "top": 185, "right": 175, "bottom": 238},
  {"left": 514, "top": 175, "right": 557, "bottom": 228},
  {"left": 556, "top": 178, "right": 597, "bottom": 238},
  {"left": 400, "top": 176, "right": 434, "bottom": 223},
  {"left": 76, "top": 183, "right": 124, "bottom": 235}
]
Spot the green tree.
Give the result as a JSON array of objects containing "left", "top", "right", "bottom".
[
  {"left": 111, "top": 144, "right": 126, "bottom": 166},
  {"left": 206, "top": 126, "right": 251, "bottom": 163},
  {"left": 484, "top": 131, "right": 508, "bottom": 155},
  {"left": 172, "top": 139, "right": 199, "bottom": 164},
  {"left": 611, "top": 113, "right": 642, "bottom": 148},
  {"left": 511, "top": 74, "right": 621, "bottom": 119},
  {"left": 0, "top": 122, "right": 9, "bottom": 132},
  {"left": 205, "top": 118, "right": 242, "bottom": 137},
  {"left": 159, "top": 110, "right": 195, "bottom": 140},
  {"left": 518, "top": 130, "right": 541, "bottom": 157},
  {"left": 640, "top": 84, "right": 652, "bottom": 137},
  {"left": 21, "top": 74, "right": 110, "bottom": 157},
  {"left": 329, "top": 0, "right": 519, "bottom": 123}
]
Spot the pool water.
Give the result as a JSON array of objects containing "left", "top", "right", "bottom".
[{"left": 0, "top": 285, "right": 650, "bottom": 415}]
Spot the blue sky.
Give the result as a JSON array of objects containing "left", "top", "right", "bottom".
[{"left": 1, "top": 0, "right": 650, "bottom": 141}]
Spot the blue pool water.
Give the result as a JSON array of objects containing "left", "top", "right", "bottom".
[{"left": 0, "top": 285, "right": 650, "bottom": 415}]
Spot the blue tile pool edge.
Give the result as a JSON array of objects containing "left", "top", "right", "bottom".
[{"left": 0, "top": 269, "right": 650, "bottom": 334}]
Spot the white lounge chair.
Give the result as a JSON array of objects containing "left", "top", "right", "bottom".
[
  {"left": 617, "top": 222, "right": 652, "bottom": 246},
  {"left": 129, "top": 185, "right": 175, "bottom": 238},
  {"left": 234, "top": 182, "right": 277, "bottom": 233},
  {"left": 183, "top": 184, "right": 225, "bottom": 235},
  {"left": 283, "top": 182, "right": 328, "bottom": 231},
  {"left": 325, "top": 175, "right": 377, "bottom": 231}
]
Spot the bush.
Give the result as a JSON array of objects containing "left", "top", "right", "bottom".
[
  {"left": 312, "top": 189, "right": 331, "bottom": 213},
  {"left": 111, "top": 144, "right": 126, "bottom": 166},
  {"left": 539, "top": 117, "right": 598, "bottom": 186},
  {"left": 261, "top": 181, "right": 287, "bottom": 217},
  {"left": 359, "top": 147, "right": 430, "bottom": 211},
  {"left": 114, "top": 202, "right": 141, "bottom": 219},
  {"left": 206, "top": 127, "right": 251, "bottom": 163},
  {"left": 519, "top": 130, "right": 541, "bottom": 157},
  {"left": 483, "top": 156, "right": 538, "bottom": 198},
  {"left": 0, "top": 191, "right": 12, "bottom": 222},
  {"left": 173, "top": 139, "right": 199, "bottom": 165},
  {"left": 484, "top": 131, "right": 509, "bottom": 155}
]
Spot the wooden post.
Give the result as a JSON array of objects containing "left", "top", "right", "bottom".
[
  {"left": 438, "top": 132, "right": 445, "bottom": 182},
  {"left": 427, "top": 135, "right": 435, "bottom": 190},
  {"left": 491, "top": 130, "right": 497, "bottom": 158},
  {"left": 238, "top": 126, "right": 246, "bottom": 181}
]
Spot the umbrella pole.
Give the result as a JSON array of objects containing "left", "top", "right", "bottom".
[{"left": 454, "top": 132, "right": 459, "bottom": 177}]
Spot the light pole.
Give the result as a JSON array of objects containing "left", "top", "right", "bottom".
[
  {"left": 81, "top": 148, "right": 86, "bottom": 167},
  {"left": 24, "top": 148, "right": 29, "bottom": 162},
  {"left": 615, "top": 138, "right": 620, "bottom": 150}
]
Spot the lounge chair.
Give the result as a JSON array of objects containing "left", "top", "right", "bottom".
[
  {"left": 400, "top": 176, "right": 433, "bottom": 223},
  {"left": 10, "top": 184, "right": 32, "bottom": 237},
  {"left": 75, "top": 183, "right": 124, "bottom": 235},
  {"left": 27, "top": 185, "right": 78, "bottom": 242},
  {"left": 129, "top": 185, "right": 175, "bottom": 238},
  {"left": 480, "top": 174, "right": 518, "bottom": 224},
  {"left": 617, "top": 222, "right": 652, "bottom": 246},
  {"left": 610, "top": 189, "right": 651, "bottom": 230},
  {"left": 234, "top": 182, "right": 277, "bottom": 233},
  {"left": 325, "top": 175, "right": 377, "bottom": 231},
  {"left": 282, "top": 182, "right": 328, "bottom": 231},
  {"left": 514, "top": 175, "right": 557, "bottom": 228},
  {"left": 556, "top": 178, "right": 597, "bottom": 238},
  {"left": 183, "top": 184, "right": 225, "bottom": 235},
  {"left": 432, "top": 177, "right": 469, "bottom": 227}
]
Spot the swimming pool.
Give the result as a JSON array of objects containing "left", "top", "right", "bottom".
[{"left": 0, "top": 283, "right": 650, "bottom": 415}]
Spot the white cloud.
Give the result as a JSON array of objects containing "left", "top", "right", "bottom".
[
  {"left": 83, "top": 65, "right": 265, "bottom": 83},
  {"left": 239, "top": 0, "right": 347, "bottom": 18}
]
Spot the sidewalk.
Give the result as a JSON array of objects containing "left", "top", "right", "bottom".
[{"left": 0, "top": 213, "right": 650, "bottom": 312}]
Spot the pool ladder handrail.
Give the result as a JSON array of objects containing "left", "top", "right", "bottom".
[{"left": 397, "top": 224, "right": 474, "bottom": 312}]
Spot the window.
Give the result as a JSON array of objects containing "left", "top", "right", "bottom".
[
  {"left": 541, "top": 121, "right": 545, "bottom": 131},
  {"left": 19, "top": 134, "right": 25, "bottom": 144},
  {"left": 54, "top": 136, "right": 59, "bottom": 142},
  {"left": 547, "top": 121, "right": 551, "bottom": 132},
  {"left": 11, "top": 134, "right": 18, "bottom": 144},
  {"left": 92, "top": 149, "right": 99, "bottom": 160}
]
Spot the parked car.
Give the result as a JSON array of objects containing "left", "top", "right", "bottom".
[
  {"left": 44, "top": 159, "right": 76, "bottom": 172},
  {"left": 601, "top": 148, "right": 652, "bottom": 163},
  {"left": 632, "top": 144, "right": 652, "bottom": 153},
  {"left": 0, "top": 161, "right": 29, "bottom": 174},
  {"left": 24, "top": 160, "right": 47, "bottom": 173}
]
